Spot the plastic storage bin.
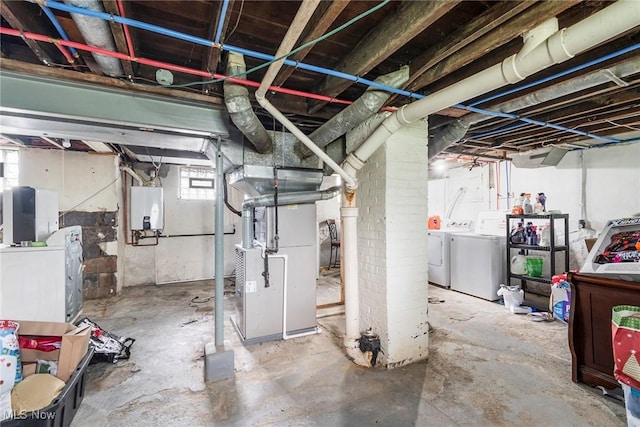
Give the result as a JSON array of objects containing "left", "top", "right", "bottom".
[{"left": 1, "top": 348, "right": 93, "bottom": 427}]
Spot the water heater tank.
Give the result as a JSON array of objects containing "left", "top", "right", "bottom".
[{"left": 130, "top": 186, "right": 164, "bottom": 231}]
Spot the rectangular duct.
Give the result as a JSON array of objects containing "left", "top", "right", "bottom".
[{"left": 509, "top": 147, "right": 568, "bottom": 168}]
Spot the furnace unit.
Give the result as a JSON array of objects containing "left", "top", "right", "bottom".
[{"left": 230, "top": 166, "right": 325, "bottom": 345}]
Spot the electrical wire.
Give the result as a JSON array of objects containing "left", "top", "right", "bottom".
[
  {"left": 59, "top": 174, "right": 121, "bottom": 220},
  {"left": 225, "top": 0, "right": 244, "bottom": 41}
]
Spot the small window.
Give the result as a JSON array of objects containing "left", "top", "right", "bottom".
[
  {"left": 0, "top": 149, "right": 19, "bottom": 190},
  {"left": 180, "top": 167, "right": 215, "bottom": 200}
]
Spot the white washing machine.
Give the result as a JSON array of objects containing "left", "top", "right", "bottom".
[
  {"left": 427, "top": 220, "right": 472, "bottom": 288},
  {"left": 450, "top": 211, "right": 508, "bottom": 301}
]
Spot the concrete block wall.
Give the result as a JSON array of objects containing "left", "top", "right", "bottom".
[{"left": 357, "top": 120, "right": 429, "bottom": 367}]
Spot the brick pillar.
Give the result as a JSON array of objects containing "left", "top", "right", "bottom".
[{"left": 357, "top": 120, "right": 429, "bottom": 367}]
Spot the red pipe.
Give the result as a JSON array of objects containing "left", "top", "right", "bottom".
[
  {"left": 53, "top": 40, "right": 75, "bottom": 65},
  {"left": 1, "top": 27, "right": 391, "bottom": 110},
  {"left": 116, "top": 0, "right": 135, "bottom": 58}
]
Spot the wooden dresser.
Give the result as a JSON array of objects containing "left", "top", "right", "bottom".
[{"left": 568, "top": 272, "right": 640, "bottom": 389}]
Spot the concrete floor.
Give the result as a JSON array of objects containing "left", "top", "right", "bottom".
[{"left": 71, "top": 271, "right": 626, "bottom": 426}]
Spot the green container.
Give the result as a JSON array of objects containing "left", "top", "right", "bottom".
[{"left": 526, "top": 256, "right": 544, "bottom": 277}]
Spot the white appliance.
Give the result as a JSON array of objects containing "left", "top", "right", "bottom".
[
  {"left": 130, "top": 186, "right": 164, "bottom": 230},
  {"left": 0, "top": 226, "right": 83, "bottom": 322},
  {"left": 428, "top": 219, "right": 472, "bottom": 288},
  {"left": 450, "top": 211, "right": 507, "bottom": 301}
]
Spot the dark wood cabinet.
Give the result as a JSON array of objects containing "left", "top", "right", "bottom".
[{"left": 568, "top": 272, "right": 640, "bottom": 389}]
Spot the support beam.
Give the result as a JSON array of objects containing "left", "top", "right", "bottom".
[
  {"left": 406, "top": 0, "right": 581, "bottom": 93},
  {"left": 308, "top": 0, "right": 459, "bottom": 114},
  {"left": 272, "top": 0, "right": 348, "bottom": 88},
  {"left": 0, "top": 58, "right": 223, "bottom": 105}
]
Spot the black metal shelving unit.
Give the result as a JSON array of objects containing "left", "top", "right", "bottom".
[{"left": 506, "top": 213, "right": 570, "bottom": 297}]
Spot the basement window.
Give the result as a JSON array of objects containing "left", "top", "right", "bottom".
[
  {"left": 0, "top": 149, "right": 19, "bottom": 190},
  {"left": 179, "top": 167, "right": 215, "bottom": 200}
]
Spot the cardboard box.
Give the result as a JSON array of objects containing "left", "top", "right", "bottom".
[{"left": 17, "top": 320, "right": 90, "bottom": 382}]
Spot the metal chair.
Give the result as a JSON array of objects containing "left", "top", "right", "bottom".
[{"left": 327, "top": 219, "right": 340, "bottom": 268}]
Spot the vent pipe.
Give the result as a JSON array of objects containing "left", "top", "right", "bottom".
[
  {"left": 224, "top": 53, "right": 273, "bottom": 154},
  {"left": 430, "top": 56, "right": 640, "bottom": 157},
  {"left": 63, "top": 0, "right": 123, "bottom": 77},
  {"left": 297, "top": 66, "right": 410, "bottom": 158}
]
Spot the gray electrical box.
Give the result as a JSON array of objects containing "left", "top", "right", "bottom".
[{"left": 130, "top": 186, "right": 164, "bottom": 230}]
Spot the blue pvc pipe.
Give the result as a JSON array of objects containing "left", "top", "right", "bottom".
[
  {"left": 469, "top": 43, "right": 640, "bottom": 107},
  {"left": 38, "top": 0, "right": 216, "bottom": 47},
  {"left": 223, "top": 44, "right": 424, "bottom": 99},
  {"left": 460, "top": 104, "right": 621, "bottom": 144},
  {"left": 214, "top": 0, "right": 230, "bottom": 44},
  {"left": 35, "top": 0, "right": 632, "bottom": 145},
  {"left": 41, "top": 5, "right": 79, "bottom": 57}
]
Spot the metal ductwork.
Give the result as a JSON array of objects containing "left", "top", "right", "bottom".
[
  {"left": 63, "top": 0, "right": 123, "bottom": 77},
  {"left": 240, "top": 185, "right": 339, "bottom": 249},
  {"left": 297, "top": 66, "right": 410, "bottom": 159},
  {"left": 224, "top": 52, "right": 273, "bottom": 154},
  {"left": 429, "top": 56, "right": 640, "bottom": 157},
  {"left": 428, "top": 119, "right": 470, "bottom": 158}
]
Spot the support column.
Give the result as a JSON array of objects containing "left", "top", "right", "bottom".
[{"left": 356, "top": 119, "right": 429, "bottom": 367}]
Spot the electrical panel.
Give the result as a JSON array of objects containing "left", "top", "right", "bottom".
[{"left": 130, "top": 186, "right": 164, "bottom": 231}]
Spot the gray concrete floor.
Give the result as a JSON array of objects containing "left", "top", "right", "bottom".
[{"left": 71, "top": 270, "right": 626, "bottom": 426}]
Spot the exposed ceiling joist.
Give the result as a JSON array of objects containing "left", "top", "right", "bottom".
[
  {"left": 0, "top": 0, "right": 61, "bottom": 66},
  {"left": 386, "top": 0, "right": 536, "bottom": 106},
  {"left": 102, "top": 0, "right": 134, "bottom": 77},
  {"left": 272, "top": 0, "right": 349, "bottom": 88},
  {"left": 202, "top": 0, "right": 234, "bottom": 94},
  {"left": 308, "top": 0, "right": 459, "bottom": 114},
  {"left": 405, "top": 0, "right": 581, "bottom": 93}
]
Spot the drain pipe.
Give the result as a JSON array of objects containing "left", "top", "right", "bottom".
[
  {"left": 120, "top": 166, "right": 143, "bottom": 186},
  {"left": 297, "top": 66, "right": 410, "bottom": 158},
  {"left": 430, "top": 56, "right": 640, "bottom": 156},
  {"left": 63, "top": 0, "right": 123, "bottom": 77},
  {"left": 252, "top": 0, "right": 356, "bottom": 190},
  {"left": 248, "top": 0, "right": 365, "bottom": 364},
  {"left": 224, "top": 52, "right": 273, "bottom": 153},
  {"left": 344, "top": 0, "right": 640, "bottom": 179}
]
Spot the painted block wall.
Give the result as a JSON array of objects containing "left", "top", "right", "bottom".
[
  {"left": 428, "top": 143, "right": 640, "bottom": 234},
  {"left": 358, "top": 120, "right": 429, "bottom": 367},
  {"left": 122, "top": 164, "right": 242, "bottom": 285}
]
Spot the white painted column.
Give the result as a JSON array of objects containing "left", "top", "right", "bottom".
[{"left": 356, "top": 119, "right": 429, "bottom": 367}]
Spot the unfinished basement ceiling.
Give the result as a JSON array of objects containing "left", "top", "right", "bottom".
[{"left": 0, "top": 0, "right": 638, "bottom": 164}]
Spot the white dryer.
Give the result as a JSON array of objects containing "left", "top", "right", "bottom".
[
  {"left": 427, "top": 220, "right": 472, "bottom": 288},
  {"left": 450, "top": 211, "right": 508, "bottom": 301}
]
